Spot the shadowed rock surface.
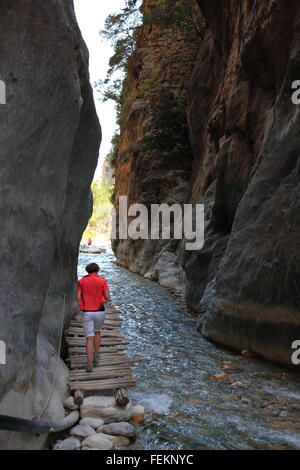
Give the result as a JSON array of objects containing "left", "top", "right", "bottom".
[
  {"left": 0, "top": 0, "right": 101, "bottom": 449},
  {"left": 112, "top": 0, "right": 300, "bottom": 366},
  {"left": 191, "top": 0, "right": 300, "bottom": 365}
]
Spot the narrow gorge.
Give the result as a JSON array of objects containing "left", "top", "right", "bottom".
[
  {"left": 112, "top": 0, "right": 300, "bottom": 366},
  {"left": 0, "top": 0, "right": 299, "bottom": 452}
]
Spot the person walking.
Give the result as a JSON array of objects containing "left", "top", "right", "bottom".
[{"left": 76, "top": 263, "right": 110, "bottom": 372}]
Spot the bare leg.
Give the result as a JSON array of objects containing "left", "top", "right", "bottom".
[
  {"left": 86, "top": 336, "right": 94, "bottom": 365},
  {"left": 94, "top": 332, "right": 101, "bottom": 354}
]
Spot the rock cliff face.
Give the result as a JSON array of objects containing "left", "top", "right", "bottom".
[
  {"left": 113, "top": 0, "right": 300, "bottom": 366},
  {"left": 192, "top": 0, "right": 300, "bottom": 365},
  {"left": 112, "top": 0, "right": 200, "bottom": 289},
  {"left": 0, "top": 0, "right": 100, "bottom": 449}
]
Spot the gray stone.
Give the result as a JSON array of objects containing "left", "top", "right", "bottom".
[
  {"left": 82, "top": 434, "right": 114, "bottom": 450},
  {"left": 70, "top": 424, "right": 96, "bottom": 438},
  {"left": 80, "top": 396, "right": 144, "bottom": 424},
  {"left": 0, "top": 0, "right": 100, "bottom": 451},
  {"left": 98, "top": 422, "right": 136, "bottom": 438},
  {"left": 53, "top": 438, "right": 81, "bottom": 451},
  {"left": 79, "top": 417, "right": 105, "bottom": 429}
]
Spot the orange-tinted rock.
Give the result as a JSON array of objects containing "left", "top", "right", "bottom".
[
  {"left": 241, "top": 350, "right": 253, "bottom": 358},
  {"left": 211, "top": 373, "right": 231, "bottom": 382},
  {"left": 221, "top": 362, "right": 238, "bottom": 370},
  {"left": 231, "top": 381, "right": 246, "bottom": 388}
]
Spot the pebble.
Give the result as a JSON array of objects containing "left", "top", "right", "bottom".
[
  {"left": 70, "top": 424, "right": 96, "bottom": 438},
  {"left": 221, "top": 362, "right": 238, "bottom": 370},
  {"left": 53, "top": 437, "right": 81, "bottom": 451},
  {"left": 97, "top": 433, "right": 130, "bottom": 447},
  {"left": 82, "top": 434, "right": 114, "bottom": 450},
  {"left": 98, "top": 422, "right": 136, "bottom": 438},
  {"left": 79, "top": 417, "right": 105, "bottom": 429},
  {"left": 211, "top": 373, "right": 231, "bottom": 382},
  {"left": 241, "top": 349, "right": 253, "bottom": 358},
  {"left": 231, "top": 381, "right": 246, "bottom": 388}
]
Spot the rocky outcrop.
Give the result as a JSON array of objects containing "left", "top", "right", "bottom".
[
  {"left": 113, "top": 0, "right": 300, "bottom": 366},
  {"left": 0, "top": 0, "right": 100, "bottom": 449},
  {"left": 112, "top": 0, "right": 200, "bottom": 289}
]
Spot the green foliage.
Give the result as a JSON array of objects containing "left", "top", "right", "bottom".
[
  {"left": 140, "top": 64, "right": 164, "bottom": 98},
  {"left": 142, "top": 89, "right": 190, "bottom": 152},
  {"left": 144, "top": 0, "right": 206, "bottom": 45},
  {"left": 105, "top": 132, "right": 121, "bottom": 172},
  {"left": 83, "top": 178, "right": 115, "bottom": 241},
  {"left": 96, "top": 0, "right": 204, "bottom": 170},
  {"left": 95, "top": 1, "right": 143, "bottom": 110}
]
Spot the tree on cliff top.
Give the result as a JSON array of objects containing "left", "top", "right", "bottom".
[
  {"left": 96, "top": 0, "right": 204, "bottom": 108},
  {"left": 95, "top": 0, "right": 142, "bottom": 106}
]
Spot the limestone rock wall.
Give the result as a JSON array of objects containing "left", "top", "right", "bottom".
[
  {"left": 113, "top": 0, "right": 300, "bottom": 366},
  {"left": 112, "top": 0, "right": 200, "bottom": 289},
  {"left": 193, "top": 0, "right": 300, "bottom": 364},
  {"left": 0, "top": 0, "right": 101, "bottom": 449}
]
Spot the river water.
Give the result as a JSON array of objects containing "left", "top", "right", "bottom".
[{"left": 78, "top": 250, "right": 300, "bottom": 450}]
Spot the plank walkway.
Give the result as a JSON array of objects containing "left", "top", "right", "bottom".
[{"left": 65, "top": 306, "right": 137, "bottom": 392}]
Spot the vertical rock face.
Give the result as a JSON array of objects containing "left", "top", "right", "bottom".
[
  {"left": 113, "top": 0, "right": 300, "bottom": 365},
  {"left": 0, "top": 0, "right": 101, "bottom": 449},
  {"left": 112, "top": 0, "right": 200, "bottom": 289},
  {"left": 186, "top": 0, "right": 300, "bottom": 365}
]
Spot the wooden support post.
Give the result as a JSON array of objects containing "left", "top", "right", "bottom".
[
  {"left": 74, "top": 390, "right": 84, "bottom": 407},
  {"left": 115, "top": 388, "right": 129, "bottom": 407}
]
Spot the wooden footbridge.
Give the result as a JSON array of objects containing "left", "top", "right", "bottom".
[{"left": 65, "top": 305, "right": 137, "bottom": 400}]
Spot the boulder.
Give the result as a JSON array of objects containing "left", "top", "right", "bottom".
[
  {"left": 70, "top": 425, "right": 96, "bottom": 438},
  {"left": 129, "top": 406, "right": 145, "bottom": 424},
  {"left": 81, "top": 434, "right": 114, "bottom": 450},
  {"left": 211, "top": 373, "right": 231, "bottom": 383},
  {"left": 53, "top": 438, "right": 81, "bottom": 451},
  {"left": 80, "top": 396, "right": 143, "bottom": 424},
  {"left": 95, "top": 433, "right": 130, "bottom": 447},
  {"left": 79, "top": 417, "right": 105, "bottom": 429},
  {"left": 98, "top": 422, "right": 136, "bottom": 438}
]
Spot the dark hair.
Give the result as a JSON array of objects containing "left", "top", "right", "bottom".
[{"left": 86, "top": 263, "right": 100, "bottom": 274}]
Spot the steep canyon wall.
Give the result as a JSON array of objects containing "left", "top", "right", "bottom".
[
  {"left": 0, "top": 0, "right": 101, "bottom": 449},
  {"left": 112, "top": 0, "right": 300, "bottom": 366}
]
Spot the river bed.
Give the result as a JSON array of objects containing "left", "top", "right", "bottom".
[{"left": 78, "top": 250, "right": 300, "bottom": 450}]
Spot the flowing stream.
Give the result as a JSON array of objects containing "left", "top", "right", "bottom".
[{"left": 78, "top": 250, "right": 300, "bottom": 450}]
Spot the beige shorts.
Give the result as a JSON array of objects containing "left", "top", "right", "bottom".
[{"left": 82, "top": 310, "right": 106, "bottom": 338}]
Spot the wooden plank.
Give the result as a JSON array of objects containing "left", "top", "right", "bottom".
[
  {"left": 67, "top": 328, "right": 123, "bottom": 337},
  {"left": 69, "top": 355, "right": 129, "bottom": 364},
  {"left": 69, "top": 370, "right": 132, "bottom": 381},
  {"left": 67, "top": 305, "right": 135, "bottom": 394},
  {"left": 70, "top": 324, "right": 122, "bottom": 330},
  {"left": 69, "top": 357, "right": 135, "bottom": 370},
  {"left": 69, "top": 366, "right": 132, "bottom": 382},
  {"left": 70, "top": 365, "right": 132, "bottom": 376},
  {"left": 68, "top": 346, "right": 128, "bottom": 355},
  {"left": 66, "top": 338, "right": 129, "bottom": 347},
  {"left": 69, "top": 353, "right": 126, "bottom": 362},
  {"left": 69, "top": 361, "right": 129, "bottom": 369},
  {"left": 69, "top": 378, "right": 136, "bottom": 392}
]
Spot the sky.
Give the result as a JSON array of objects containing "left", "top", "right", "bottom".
[{"left": 74, "top": 0, "right": 125, "bottom": 178}]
